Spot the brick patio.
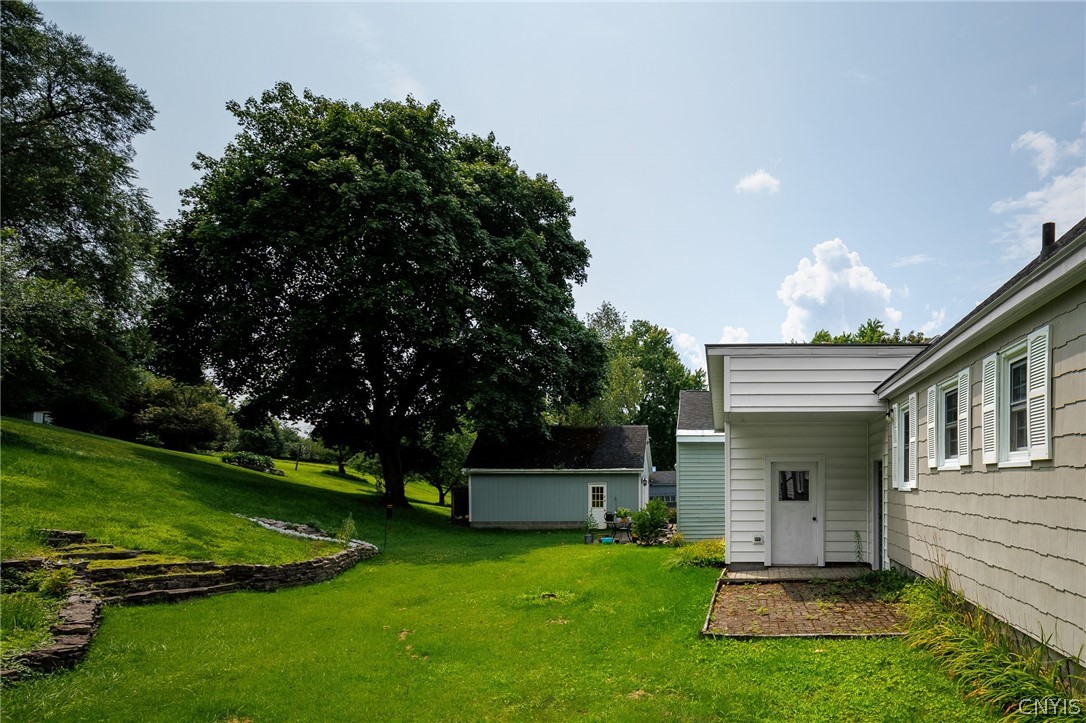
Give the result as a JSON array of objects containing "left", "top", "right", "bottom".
[{"left": 703, "top": 567, "right": 906, "bottom": 638}]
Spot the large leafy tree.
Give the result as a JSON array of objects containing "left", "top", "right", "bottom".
[
  {"left": 622, "top": 319, "right": 706, "bottom": 470},
  {"left": 0, "top": 1, "right": 156, "bottom": 427},
  {"left": 561, "top": 301, "right": 705, "bottom": 469},
  {"left": 156, "top": 84, "right": 605, "bottom": 506},
  {"left": 1, "top": 0, "right": 156, "bottom": 313}
]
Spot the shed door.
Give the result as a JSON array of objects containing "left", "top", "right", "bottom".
[
  {"left": 589, "top": 484, "right": 606, "bottom": 529},
  {"left": 770, "top": 463, "right": 818, "bottom": 565}
]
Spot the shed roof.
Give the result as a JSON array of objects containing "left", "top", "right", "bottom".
[
  {"left": 677, "top": 390, "right": 714, "bottom": 431},
  {"left": 464, "top": 425, "right": 648, "bottom": 471},
  {"left": 650, "top": 470, "right": 676, "bottom": 486}
]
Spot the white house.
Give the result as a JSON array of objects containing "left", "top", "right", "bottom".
[{"left": 677, "top": 217, "right": 1086, "bottom": 659}]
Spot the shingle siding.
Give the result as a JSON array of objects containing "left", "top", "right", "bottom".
[{"left": 886, "top": 283, "right": 1086, "bottom": 659}]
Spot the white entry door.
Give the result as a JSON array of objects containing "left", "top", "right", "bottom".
[
  {"left": 770, "top": 462, "right": 819, "bottom": 565},
  {"left": 589, "top": 484, "right": 607, "bottom": 529}
]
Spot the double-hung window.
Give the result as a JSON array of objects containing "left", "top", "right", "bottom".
[
  {"left": 926, "top": 367, "right": 971, "bottom": 470},
  {"left": 981, "top": 325, "right": 1051, "bottom": 466},
  {"left": 891, "top": 393, "right": 918, "bottom": 490}
]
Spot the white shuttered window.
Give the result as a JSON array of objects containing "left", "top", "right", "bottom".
[{"left": 980, "top": 325, "right": 1051, "bottom": 466}]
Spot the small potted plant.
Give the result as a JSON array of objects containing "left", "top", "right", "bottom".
[
  {"left": 616, "top": 507, "right": 632, "bottom": 524},
  {"left": 582, "top": 514, "right": 597, "bottom": 544}
]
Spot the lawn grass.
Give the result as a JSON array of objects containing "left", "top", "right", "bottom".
[{"left": 0, "top": 419, "right": 996, "bottom": 721}]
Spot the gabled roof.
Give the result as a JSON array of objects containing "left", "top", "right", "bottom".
[
  {"left": 464, "top": 425, "right": 649, "bottom": 471},
  {"left": 650, "top": 470, "right": 676, "bottom": 486},
  {"left": 677, "top": 390, "right": 714, "bottom": 431},
  {"left": 878, "top": 216, "right": 1086, "bottom": 397}
]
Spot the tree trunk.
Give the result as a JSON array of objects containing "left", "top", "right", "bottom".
[
  {"left": 437, "top": 485, "right": 447, "bottom": 506},
  {"left": 378, "top": 440, "right": 410, "bottom": 507},
  {"left": 336, "top": 444, "right": 346, "bottom": 475}
]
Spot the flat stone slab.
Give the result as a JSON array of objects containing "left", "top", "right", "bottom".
[
  {"left": 724, "top": 565, "right": 870, "bottom": 583},
  {"left": 704, "top": 581, "right": 906, "bottom": 638}
]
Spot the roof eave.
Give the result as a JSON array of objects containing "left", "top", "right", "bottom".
[{"left": 877, "top": 230, "right": 1086, "bottom": 398}]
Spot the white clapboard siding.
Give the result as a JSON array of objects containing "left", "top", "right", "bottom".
[
  {"left": 675, "top": 440, "right": 726, "bottom": 541},
  {"left": 723, "top": 348, "right": 923, "bottom": 414},
  {"left": 727, "top": 421, "right": 870, "bottom": 563}
]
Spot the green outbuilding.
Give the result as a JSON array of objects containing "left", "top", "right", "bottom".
[{"left": 464, "top": 426, "right": 652, "bottom": 529}]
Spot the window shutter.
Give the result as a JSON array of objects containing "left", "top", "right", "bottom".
[
  {"left": 981, "top": 354, "right": 998, "bottom": 464},
  {"left": 957, "top": 367, "right": 971, "bottom": 466},
  {"left": 926, "top": 385, "right": 937, "bottom": 468},
  {"left": 908, "top": 392, "right": 918, "bottom": 489},
  {"left": 891, "top": 404, "right": 900, "bottom": 489},
  {"left": 1027, "top": 326, "right": 1051, "bottom": 461}
]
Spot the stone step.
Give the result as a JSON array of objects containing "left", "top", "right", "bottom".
[
  {"left": 93, "top": 570, "right": 226, "bottom": 595},
  {"left": 54, "top": 549, "right": 154, "bottom": 561},
  {"left": 105, "top": 583, "right": 240, "bottom": 606},
  {"left": 40, "top": 530, "right": 87, "bottom": 547},
  {"left": 81, "top": 561, "right": 218, "bottom": 582}
]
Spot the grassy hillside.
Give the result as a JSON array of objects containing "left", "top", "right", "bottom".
[
  {"left": 0, "top": 420, "right": 993, "bottom": 721},
  {"left": 1, "top": 418, "right": 440, "bottom": 564}
]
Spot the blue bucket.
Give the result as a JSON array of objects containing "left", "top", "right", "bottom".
[{"left": 600, "top": 537, "right": 614, "bottom": 544}]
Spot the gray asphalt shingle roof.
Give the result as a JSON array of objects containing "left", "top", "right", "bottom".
[
  {"left": 677, "top": 390, "right": 714, "bottom": 431},
  {"left": 465, "top": 425, "right": 649, "bottom": 471}
]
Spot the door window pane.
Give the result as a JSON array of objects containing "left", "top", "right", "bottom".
[{"left": 778, "top": 470, "right": 810, "bottom": 501}]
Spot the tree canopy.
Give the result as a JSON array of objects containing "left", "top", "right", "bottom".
[
  {"left": 561, "top": 301, "right": 705, "bottom": 470},
  {"left": 0, "top": 1, "right": 157, "bottom": 427},
  {"left": 1, "top": 0, "right": 157, "bottom": 314},
  {"left": 156, "top": 84, "right": 605, "bottom": 505},
  {"left": 809, "top": 318, "right": 929, "bottom": 345}
]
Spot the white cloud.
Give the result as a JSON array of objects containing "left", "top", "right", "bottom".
[
  {"left": 990, "top": 164, "right": 1085, "bottom": 261},
  {"left": 890, "top": 254, "right": 933, "bottom": 268},
  {"left": 719, "top": 326, "right": 750, "bottom": 344},
  {"left": 777, "top": 238, "right": 899, "bottom": 342},
  {"left": 990, "top": 127, "right": 1085, "bottom": 261},
  {"left": 668, "top": 329, "right": 705, "bottom": 372},
  {"left": 919, "top": 307, "right": 947, "bottom": 336},
  {"left": 372, "top": 61, "right": 428, "bottom": 101},
  {"left": 1011, "top": 130, "right": 1083, "bottom": 179},
  {"left": 734, "top": 169, "right": 781, "bottom": 195}
]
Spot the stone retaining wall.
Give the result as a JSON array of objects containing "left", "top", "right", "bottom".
[
  {"left": 0, "top": 588, "right": 101, "bottom": 681},
  {"left": 0, "top": 541, "right": 379, "bottom": 681},
  {"left": 220, "top": 544, "right": 377, "bottom": 590}
]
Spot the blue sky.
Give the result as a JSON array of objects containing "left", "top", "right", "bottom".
[{"left": 44, "top": 2, "right": 1085, "bottom": 369}]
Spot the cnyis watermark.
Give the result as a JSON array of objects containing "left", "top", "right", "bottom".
[{"left": 1017, "top": 698, "right": 1082, "bottom": 716}]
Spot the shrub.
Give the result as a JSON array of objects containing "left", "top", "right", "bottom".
[
  {"left": 666, "top": 538, "right": 726, "bottom": 568},
  {"left": 222, "top": 451, "right": 284, "bottom": 476},
  {"left": 631, "top": 499, "right": 669, "bottom": 545},
  {"left": 902, "top": 572, "right": 1082, "bottom": 718},
  {"left": 668, "top": 532, "right": 685, "bottom": 548}
]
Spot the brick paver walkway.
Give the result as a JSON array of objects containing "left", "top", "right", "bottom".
[{"left": 704, "top": 581, "right": 906, "bottom": 638}]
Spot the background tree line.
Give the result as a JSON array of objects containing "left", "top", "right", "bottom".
[{"left": 4, "top": 1, "right": 698, "bottom": 505}]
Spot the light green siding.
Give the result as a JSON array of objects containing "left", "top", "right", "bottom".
[
  {"left": 676, "top": 441, "right": 726, "bottom": 540},
  {"left": 469, "top": 473, "right": 641, "bottom": 528}
]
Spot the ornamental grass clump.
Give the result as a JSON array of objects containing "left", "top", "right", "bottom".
[
  {"left": 665, "top": 538, "right": 726, "bottom": 568},
  {"left": 902, "top": 570, "right": 1083, "bottom": 720}
]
